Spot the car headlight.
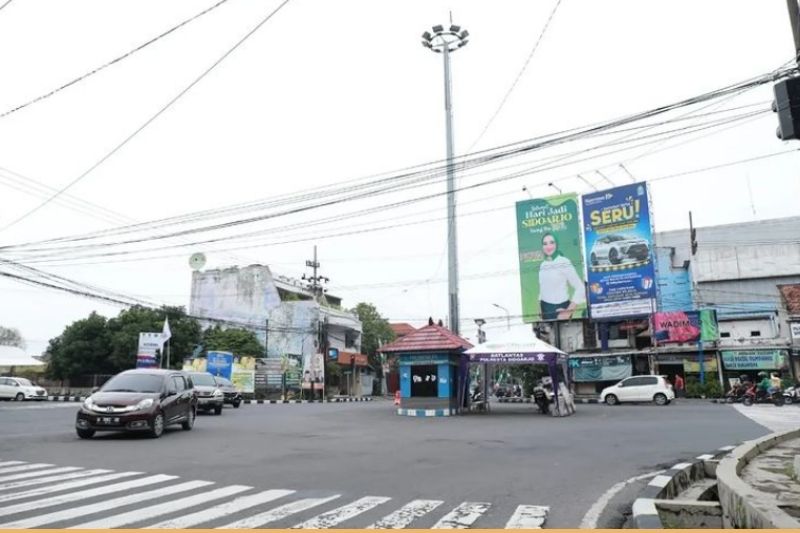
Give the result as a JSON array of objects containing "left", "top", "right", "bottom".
[
  {"left": 134, "top": 398, "right": 154, "bottom": 411},
  {"left": 83, "top": 397, "right": 95, "bottom": 409},
  {"left": 213, "top": 389, "right": 223, "bottom": 397}
]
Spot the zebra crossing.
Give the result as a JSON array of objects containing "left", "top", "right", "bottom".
[{"left": 0, "top": 459, "right": 549, "bottom": 529}]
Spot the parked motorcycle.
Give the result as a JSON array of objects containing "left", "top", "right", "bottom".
[
  {"left": 532, "top": 388, "right": 550, "bottom": 415},
  {"left": 743, "top": 385, "right": 784, "bottom": 407},
  {"left": 783, "top": 385, "right": 800, "bottom": 405}
]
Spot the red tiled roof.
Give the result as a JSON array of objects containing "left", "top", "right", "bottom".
[
  {"left": 389, "top": 323, "right": 416, "bottom": 338},
  {"left": 779, "top": 284, "right": 800, "bottom": 315},
  {"left": 380, "top": 324, "right": 473, "bottom": 353}
]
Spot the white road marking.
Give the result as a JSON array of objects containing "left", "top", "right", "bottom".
[
  {"left": 0, "top": 472, "right": 142, "bottom": 502},
  {"left": 732, "top": 404, "right": 800, "bottom": 433},
  {"left": 0, "top": 479, "right": 212, "bottom": 528},
  {"left": 367, "top": 499, "right": 444, "bottom": 529},
  {"left": 0, "top": 469, "right": 110, "bottom": 491},
  {"left": 71, "top": 484, "right": 250, "bottom": 529},
  {"left": 0, "top": 466, "right": 83, "bottom": 483},
  {"left": 146, "top": 489, "right": 295, "bottom": 529},
  {"left": 432, "top": 502, "right": 491, "bottom": 529},
  {"left": 293, "top": 496, "right": 391, "bottom": 528},
  {"left": 578, "top": 470, "right": 665, "bottom": 529},
  {"left": 0, "top": 462, "right": 24, "bottom": 468},
  {"left": 504, "top": 505, "right": 549, "bottom": 529},
  {"left": 219, "top": 495, "right": 340, "bottom": 529},
  {"left": 0, "top": 463, "right": 52, "bottom": 475}
]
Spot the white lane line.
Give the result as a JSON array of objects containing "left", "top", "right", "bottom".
[
  {"left": 432, "top": 502, "right": 491, "bottom": 529},
  {"left": 505, "top": 505, "right": 549, "bottom": 529},
  {"left": 0, "top": 463, "right": 52, "bottom": 475},
  {"left": 0, "top": 469, "right": 110, "bottom": 491},
  {"left": 146, "top": 489, "right": 295, "bottom": 529},
  {"left": 219, "top": 495, "right": 340, "bottom": 529},
  {"left": 71, "top": 484, "right": 250, "bottom": 529},
  {"left": 0, "top": 462, "right": 24, "bottom": 468},
  {"left": 0, "top": 472, "right": 164, "bottom": 514},
  {"left": 367, "top": 499, "right": 444, "bottom": 529},
  {"left": 293, "top": 496, "right": 392, "bottom": 529},
  {"left": 0, "top": 479, "right": 212, "bottom": 528},
  {"left": 0, "top": 466, "right": 83, "bottom": 484},
  {"left": 0, "top": 471, "right": 142, "bottom": 505},
  {"left": 578, "top": 469, "right": 665, "bottom": 529}
]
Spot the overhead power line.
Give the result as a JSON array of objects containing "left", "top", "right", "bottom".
[
  {"left": 0, "top": 0, "right": 293, "bottom": 232},
  {"left": 0, "top": 0, "right": 232, "bottom": 119}
]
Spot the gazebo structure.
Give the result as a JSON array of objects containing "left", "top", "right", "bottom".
[
  {"left": 464, "top": 330, "right": 576, "bottom": 417},
  {"left": 380, "top": 323, "right": 472, "bottom": 417}
]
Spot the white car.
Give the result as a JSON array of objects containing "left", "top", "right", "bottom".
[
  {"left": 600, "top": 375, "right": 674, "bottom": 406},
  {"left": 590, "top": 234, "right": 650, "bottom": 266},
  {"left": 0, "top": 377, "right": 48, "bottom": 401}
]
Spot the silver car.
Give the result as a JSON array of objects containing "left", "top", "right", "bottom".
[
  {"left": 185, "top": 372, "right": 224, "bottom": 415},
  {"left": 590, "top": 234, "right": 649, "bottom": 266}
]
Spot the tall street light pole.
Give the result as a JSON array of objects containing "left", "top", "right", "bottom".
[
  {"left": 422, "top": 24, "right": 469, "bottom": 335},
  {"left": 493, "top": 303, "right": 510, "bottom": 331}
]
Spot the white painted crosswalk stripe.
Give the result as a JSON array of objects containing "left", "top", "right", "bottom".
[
  {"left": 0, "top": 470, "right": 142, "bottom": 505},
  {"left": 0, "top": 468, "right": 111, "bottom": 491},
  {"left": 0, "top": 466, "right": 84, "bottom": 484},
  {"left": 71, "top": 484, "right": 251, "bottom": 529},
  {"left": 0, "top": 479, "right": 212, "bottom": 529},
  {"left": 504, "top": 505, "right": 549, "bottom": 529},
  {"left": 219, "top": 495, "right": 341, "bottom": 529},
  {"left": 0, "top": 463, "right": 52, "bottom": 475},
  {"left": 0, "top": 462, "right": 25, "bottom": 468},
  {"left": 146, "top": 489, "right": 295, "bottom": 529},
  {"left": 432, "top": 502, "right": 492, "bottom": 529},
  {"left": 368, "top": 499, "right": 444, "bottom": 529},
  {"left": 293, "top": 496, "right": 392, "bottom": 529}
]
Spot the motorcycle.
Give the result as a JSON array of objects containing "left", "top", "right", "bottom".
[
  {"left": 725, "top": 383, "right": 748, "bottom": 404},
  {"left": 743, "top": 385, "right": 785, "bottom": 407},
  {"left": 783, "top": 386, "right": 800, "bottom": 405},
  {"left": 532, "top": 388, "right": 550, "bottom": 415}
]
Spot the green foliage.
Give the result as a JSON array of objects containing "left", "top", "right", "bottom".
[
  {"left": 350, "top": 302, "right": 395, "bottom": 366},
  {"left": 684, "top": 376, "right": 723, "bottom": 398},
  {"left": 46, "top": 306, "right": 202, "bottom": 379},
  {"left": 201, "top": 326, "right": 263, "bottom": 357}
]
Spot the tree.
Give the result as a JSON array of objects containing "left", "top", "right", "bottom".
[
  {"left": 0, "top": 326, "right": 25, "bottom": 350},
  {"left": 46, "top": 312, "right": 111, "bottom": 380},
  {"left": 351, "top": 302, "right": 395, "bottom": 366},
  {"left": 201, "top": 326, "right": 263, "bottom": 356}
]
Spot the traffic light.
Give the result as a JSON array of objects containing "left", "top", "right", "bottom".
[{"left": 773, "top": 77, "right": 800, "bottom": 141}]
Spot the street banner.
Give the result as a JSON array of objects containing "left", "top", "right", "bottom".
[
  {"left": 136, "top": 332, "right": 163, "bottom": 368},
  {"left": 516, "top": 193, "right": 586, "bottom": 322},
  {"left": 791, "top": 322, "right": 800, "bottom": 343},
  {"left": 206, "top": 351, "right": 234, "bottom": 378},
  {"left": 653, "top": 310, "right": 718, "bottom": 344},
  {"left": 581, "top": 182, "right": 657, "bottom": 319},
  {"left": 302, "top": 353, "right": 325, "bottom": 390},
  {"left": 232, "top": 356, "right": 256, "bottom": 393},
  {"left": 183, "top": 357, "right": 208, "bottom": 372},
  {"left": 721, "top": 349, "right": 789, "bottom": 371}
]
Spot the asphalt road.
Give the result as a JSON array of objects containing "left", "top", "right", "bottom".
[{"left": 0, "top": 398, "right": 783, "bottom": 528}]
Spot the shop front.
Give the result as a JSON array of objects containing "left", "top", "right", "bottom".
[
  {"left": 652, "top": 351, "right": 721, "bottom": 387},
  {"left": 568, "top": 353, "right": 633, "bottom": 396},
  {"left": 719, "top": 349, "right": 791, "bottom": 388}
]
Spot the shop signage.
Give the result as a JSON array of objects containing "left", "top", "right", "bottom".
[
  {"left": 399, "top": 354, "right": 450, "bottom": 366},
  {"left": 468, "top": 352, "right": 557, "bottom": 364},
  {"left": 653, "top": 310, "right": 718, "bottom": 344},
  {"left": 791, "top": 322, "right": 800, "bottom": 344},
  {"left": 720, "top": 350, "right": 788, "bottom": 370}
]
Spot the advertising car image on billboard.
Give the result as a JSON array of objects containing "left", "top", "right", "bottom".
[
  {"left": 581, "top": 182, "right": 657, "bottom": 319},
  {"left": 516, "top": 193, "right": 586, "bottom": 323}
]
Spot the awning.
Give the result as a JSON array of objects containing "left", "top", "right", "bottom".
[{"left": 0, "top": 346, "right": 44, "bottom": 366}]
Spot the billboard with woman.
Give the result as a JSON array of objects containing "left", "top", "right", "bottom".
[{"left": 516, "top": 194, "right": 587, "bottom": 322}]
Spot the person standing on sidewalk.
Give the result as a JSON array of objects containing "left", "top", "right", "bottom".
[{"left": 674, "top": 374, "right": 685, "bottom": 398}]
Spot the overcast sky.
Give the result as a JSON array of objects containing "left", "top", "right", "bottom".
[{"left": 0, "top": 0, "right": 798, "bottom": 354}]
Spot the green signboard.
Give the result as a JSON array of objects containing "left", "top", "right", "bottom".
[
  {"left": 720, "top": 350, "right": 788, "bottom": 370},
  {"left": 516, "top": 194, "right": 586, "bottom": 323}
]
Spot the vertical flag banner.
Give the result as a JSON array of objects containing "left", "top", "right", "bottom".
[
  {"left": 581, "top": 182, "right": 657, "bottom": 319},
  {"left": 136, "top": 332, "right": 163, "bottom": 368},
  {"left": 516, "top": 193, "right": 586, "bottom": 322}
]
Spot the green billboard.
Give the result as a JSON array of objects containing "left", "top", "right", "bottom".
[{"left": 516, "top": 194, "right": 587, "bottom": 322}]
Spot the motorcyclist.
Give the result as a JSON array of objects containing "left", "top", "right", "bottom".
[{"left": 756, "top": 372, "right": 771, "bottom": 398}]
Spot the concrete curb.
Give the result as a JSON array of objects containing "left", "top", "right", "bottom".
[
  {"left": 243, "top": 397, "right": 374, "bottom": 405},
  {"left": 717, "top": 428, "right": 800, "bottom": 529},
  {"left": 397, "top": 408, "right": 455, "bottom": 417},
  {"left": 45, "top": 396, "right": 85, "bottom": 402},
  {"left": 632, "top": 445, "right": 735, "bottom": 529}
]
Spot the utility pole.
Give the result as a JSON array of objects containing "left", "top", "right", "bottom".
[
  {"left": 422, "top": 24, "right": 469, "bottom": 335},
  {"left": 303, "top": 245, "right": 329, "bottom": 301},
  {"left": 787, "top": 0, "right": 800, "bottom": 62}
]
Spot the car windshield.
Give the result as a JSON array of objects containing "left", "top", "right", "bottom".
[
  {"left": 15, "top": 378, "right": 33, "bottom": 387},
  {"left": 102, "top": 374, "right": 164, "bottom": 393},
  {"left": 190, "top": 373, "right": 217, "bottom": 387}
]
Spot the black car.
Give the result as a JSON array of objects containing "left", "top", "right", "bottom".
[
  {"left": 214, "top": 376, "right": 243, "bottom": 408},
  {"left": 76, "top": 369, "right": 197, "bottom": 439}
]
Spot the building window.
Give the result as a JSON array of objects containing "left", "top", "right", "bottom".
[
  {"left": 345, "top": 331, "right": 358, "bottom": 348},
  {"left": 750, "top": 330, "right": 761, "bottom": 337},
  {"left": 720, "top": 332, "right": 731, "bottom": 338}
]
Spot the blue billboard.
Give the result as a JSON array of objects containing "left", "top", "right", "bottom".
[
  {"left": 581, "top": 182, "right": 656, "bottom": 319},
  {"left": 206, "top": 351, "right": 234, "bottom": 379}
]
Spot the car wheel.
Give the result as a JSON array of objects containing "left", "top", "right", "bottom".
[
  {"left": 654, "top": 393, "right": 668, "bottom": 406},
  {"left": 214, "top": 405, "right": 223, "bottom": 415},
  {"left": 181, "top": 408, "right": 195, "bottom": 431},
  {"left": 150, "top": 412, "right": 165, "bottom": 438},
  {"left": 590, "top": 253, "right": 598, "bottom": 266},
  {"left": 76, "top": 428, "right": 95, "bottom": 439},
  {"left": 609, "top": 248, "right": 621, "bottom": 265},
  {"left": 14, "top": 393, "right": 24, "bottom": 402},
  {"left": 233, "top": 400, "right": 241, "bottom": 408},
  {"left": 605, "top": 394, "right": 619, "bottom": 406}
]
